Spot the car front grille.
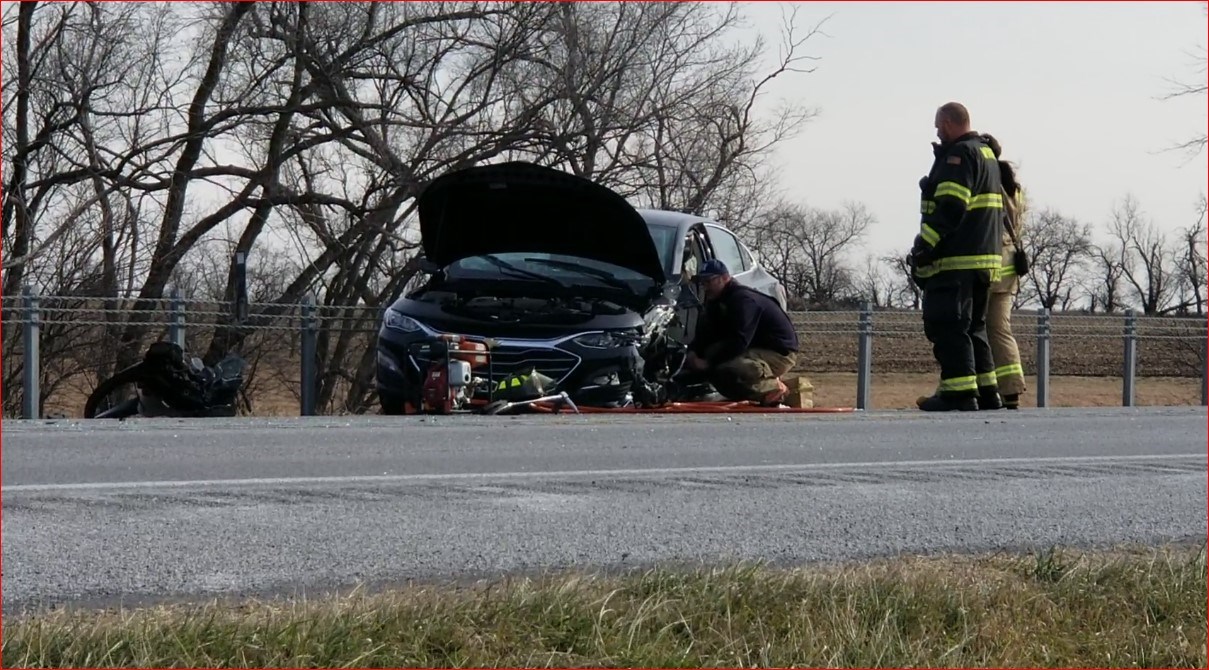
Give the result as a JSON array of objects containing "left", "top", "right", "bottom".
[{"left": 411, "top": 345, "right": 581, "bottom": 392}]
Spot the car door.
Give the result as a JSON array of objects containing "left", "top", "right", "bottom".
[
  {"left": 702, "top": 223, "right": 788, "bottom": 310},
  {"left": 667, "top": 226, "right": 710, "bottom": 346}
]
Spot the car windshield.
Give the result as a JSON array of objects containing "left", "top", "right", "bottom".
[
  {"left": 446, "top": 253, "right": 656, "bottom": 295},
  {"left": 645, "top": 223, "right": 678, "bottom": 273}
]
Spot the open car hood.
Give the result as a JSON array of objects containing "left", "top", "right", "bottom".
[{"left": 417, "top": 161, "right": 667, "bottom": 283}]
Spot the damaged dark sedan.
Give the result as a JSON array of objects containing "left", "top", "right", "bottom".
[{"left": 375, "top": 161, "right": 787, "bottom": 414}]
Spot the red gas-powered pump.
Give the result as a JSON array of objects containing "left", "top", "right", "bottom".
[{"left": 418, "top": 334, "right": 489, "bottom": 414}]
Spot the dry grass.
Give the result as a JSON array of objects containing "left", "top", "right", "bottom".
[{"left": 4, "top": 544, "right": 1204, "bottom": 668}]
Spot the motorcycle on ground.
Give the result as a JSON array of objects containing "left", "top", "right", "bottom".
[{"left": 84, "top": 341, "right": 248, "bottom": 419}]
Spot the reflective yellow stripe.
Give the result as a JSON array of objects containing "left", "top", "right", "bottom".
[
  {"left": 999, "top": 263, "right": 1017, "bottom": 278},
  {"left": 995, "top": 363, "right": 1024, "bottom": 379},
  {"left": 920, "top": 224, "right": 940, "bottom": 246},
  {"left": 938, "top": 376, "right": 978, "bottom": 393},
  {"left": 980, "top": 146, "right": 995, "bottom": 159},
  {"left": 977, "top": 372, "right": 997, "bottom": 387},
  {"left": 939, "top": 254, "right": 1001, "bottom": 270},
  {"left": 969, "top": 193, "right": 1003, "bottom": 209},
  {"left": 913, "top": 254, "right": 1004, "bottom": 278},
  {"left": 934, "top": 181, "right": 971, "bottom": 203},
  {"left": 497, "top": 375, "right": 528, "bottom": 390},
  {"left": 920, "top": 199, "right": 936, "bottom": 215}
]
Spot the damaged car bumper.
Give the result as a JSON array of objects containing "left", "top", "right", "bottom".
[{"left": 376, "top": 309, "right": 663, "bottom": 412}]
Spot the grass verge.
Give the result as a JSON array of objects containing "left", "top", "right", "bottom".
[{"left": 4, "top": 544, "right": 1206, "bottom": 668}]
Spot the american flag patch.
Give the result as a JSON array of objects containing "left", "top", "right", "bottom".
[{"left": 946, "top": 155, "right": 962, "bottom": 165}]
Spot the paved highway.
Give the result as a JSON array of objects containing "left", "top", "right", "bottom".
[{"left": 3, "top": 407, "right": 1205, "bottom": 612}]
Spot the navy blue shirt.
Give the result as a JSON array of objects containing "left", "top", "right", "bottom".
[{"left": 690, "top": 281, "right": 799, "bottom": 364}]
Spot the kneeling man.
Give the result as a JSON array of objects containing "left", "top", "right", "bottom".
[{"left": 683, "top": 259, "right": 800, "bottom": 406}]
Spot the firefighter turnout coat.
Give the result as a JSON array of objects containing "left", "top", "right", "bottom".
[{"left": 912, "top": 132, "right": 1005, "bottom": 282}]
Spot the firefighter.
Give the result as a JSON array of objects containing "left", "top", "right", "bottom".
[
  {"left": 682, "top": 259, "right": 800, "bottom": 406},
  {"left": 909, "top": 102, "right": 1005, "bottom": 412},
  {"left": 983, "top": 135, "right": 1028, "bottom": 409}
]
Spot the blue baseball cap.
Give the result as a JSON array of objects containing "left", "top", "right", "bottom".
[{"left": 692, "top": 258, "right": 729, "bottom": 281}]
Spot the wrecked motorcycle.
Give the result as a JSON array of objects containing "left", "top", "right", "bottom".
[{"left": 84, "top": 341, "right": 247, "bottom": 419}]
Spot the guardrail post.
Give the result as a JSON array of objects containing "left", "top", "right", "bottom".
[
  {"left": 169, "top": 288, "right": 186, "bottom": 349},
  {"left": 856, "top": 302, "right": 872, "bottom": 410},
  {"left": 1201, "top": 318, "right": 1207, "bottom": 407},
  {"left": 1122, "top": 309, "right": 1136, "bottom": 407},
  {"left": 21, "top": 285, "right": 41, "bottom": 419},
  {"left": 300, "top": 294, "right": 318, "bottom": 416},
  {"left": 233, "top": 251, "right": 248, "bottom": 325},
  {"left": 1035, "top": 308, "right": 1050, "bottom": 408}
]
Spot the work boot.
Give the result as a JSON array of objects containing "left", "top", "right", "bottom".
[
  {"left": 917, "top": 394, "right": 979, "bottom": 412},
  {"left": 1003, "top": 393, "right": 1020, "bottom": 410},
  {"left": 915, "top": 387, "right": 940, "bottom": 409},
  {"left": 978, "top": 386, "right": 1004, "bottom": 410}
]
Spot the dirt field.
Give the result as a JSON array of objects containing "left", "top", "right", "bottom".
[
  {"left": 807, "top": 372, "right": 1202, "bottom": 410},
  {"left": 41, "top": 372, "right": 1199, "bottom": 417},
  {"left": 249, "top": 372, "right": 1202, "bottom": 414},
  {"left": 789, "top": 311, "right": 1205, "bottom": 378}
]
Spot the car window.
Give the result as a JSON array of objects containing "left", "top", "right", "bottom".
[
  {"left": 705, "top": 224, "right": 747, "bottom": 273},
  {"left": 739, "top": 242, "right": 754, "bottom": 269},
  {"left": 644, "top": 223, "right": 679, "bottom": 272}
]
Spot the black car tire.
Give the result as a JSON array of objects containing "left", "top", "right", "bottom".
[{"left": 379, "top": 391, "right": 407, "bottom": 415}]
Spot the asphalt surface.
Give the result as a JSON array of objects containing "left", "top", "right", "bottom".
[{"left": 3, "top": 407, "right": 1206, "bottom": 613}]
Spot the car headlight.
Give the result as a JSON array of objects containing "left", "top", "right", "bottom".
[
  {"left": 384, "top": 308, "right": 423, "bottom": 333},
  {"left": 573, "top": 331, "right": 635, "bottom": 349}
]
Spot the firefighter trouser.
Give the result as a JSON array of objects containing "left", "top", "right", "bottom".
[
  {"left": 921, "top": 270, "right": 997, "bottom": 398},
  {"left": 705, "top": 346, "right": 798, "bottom": 402},
  {"left": 987, "top": 274, "right": 1026, "bottom": 397}
]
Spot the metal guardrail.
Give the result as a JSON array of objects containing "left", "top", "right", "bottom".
[{"left": 3, "top": 289, "right": 1207, "bottom": 418}]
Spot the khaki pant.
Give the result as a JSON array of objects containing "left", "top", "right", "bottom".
[
  {"left": 988, "top": 272, "right": 1026, "bottom": 397},
  {"left": 709, "top": 347, "right": 798, "bottom": 402}
]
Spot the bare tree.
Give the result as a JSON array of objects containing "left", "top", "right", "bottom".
[
  {"left": 854, "top": 254, "right": 890, "bottom": 308},
  {"left": 1159, "top": 2, "right": 1207, "bottom": 157},
  {"left": 854, "top": 252, "right": 918, "bottom": 309},
  {"left": 880, "top": 253, "right": 921, "bottom": 309},
  {"left": 1086, "top": 240, "right": 1126, "bottom": 314},
  {"left": 1174, "top": 193, "right": 1208, "bottom": 315},
  {"left": 798, "top": 202, "right": 872, "bottom": 308},
  {"left": 1106, "top": 195, "right": 1177, "bottom": 314},
  {"left": 503, "top": 3, "right": 826, "bottom": 226},
  {"left": 1019, "top": 208, "right": 1094, "bottom": 311},
  {"left": 746, "top": 200, "right": 871, "bottom": 308},
  {"left": 2, "top": 2, "right": 202, "bottom": 408}
]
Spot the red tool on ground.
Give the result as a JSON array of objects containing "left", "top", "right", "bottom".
[{"left": 417, "top": 334, "right": 490, "bottom": 414}]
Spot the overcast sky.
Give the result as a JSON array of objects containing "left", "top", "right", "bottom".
[{"left": 734, "top": 1, "right": 1207, "bottom": 258}]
